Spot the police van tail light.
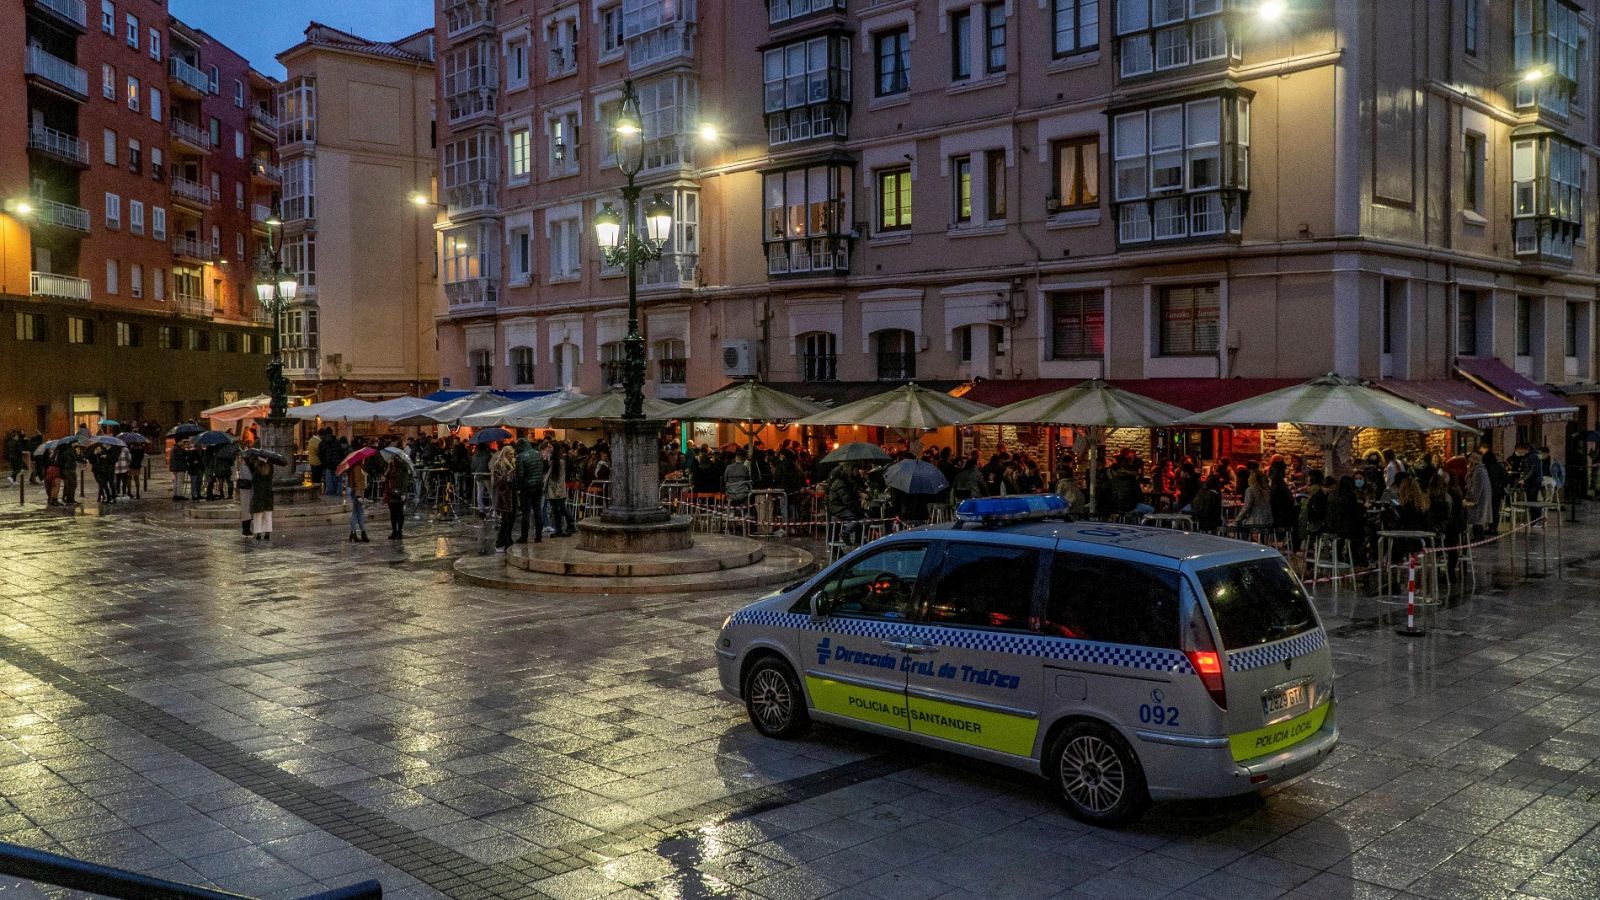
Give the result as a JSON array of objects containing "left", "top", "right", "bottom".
[{"left": 1187, "top": 650, "right": 1228, "bottom": 710}]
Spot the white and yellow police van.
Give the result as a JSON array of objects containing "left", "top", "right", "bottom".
[{"left": 716, "top": 495, "right": 1337, "bottom": 826}]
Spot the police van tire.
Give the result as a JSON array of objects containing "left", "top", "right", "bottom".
[
  {"left": 1045, "top": 721, "right": 1150, "bottom": 827},
  {"left": 744, "top": 656, "right": 811, "bottom": 739}
]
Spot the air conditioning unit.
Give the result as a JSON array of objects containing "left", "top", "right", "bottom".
[{"left": 722, "top": 340, "right": 758, "bottom": 378}]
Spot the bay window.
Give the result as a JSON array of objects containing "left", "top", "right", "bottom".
[
  {"left": 1116, "top": 0, "right": 1232, "bottom": 79},
  {"left": 442, "top": 223, "right": 499, "bottom": 308},
  {"left": 443, "top": 39, "right": 497, "bottom": 124},
  {"left": 763, "top": 34, "right": 851, "bottom": 146},
  {"left": 763, "top": 162, "right": 854, "bottom": 275},
  {"left": 1511, "top": 130, "right": 1582, "bottom": 260},
  {"left": 770, "top": 0, "right": 845, "bottom": 26},
  {"left": 622, "top": 0, "right": 696, "bottom": 68},
  {"left": 1111, "top": 92, "right": 1249, "bottom": 244},
  {"left": 1514, "top": 0, "right": 1580, "bottom": 115},
  {"left": 443, "top": 132, "right": 498, "bottom": 214},
  {"left": 282, "top": 157, "right": 315, "bottom": 222}
]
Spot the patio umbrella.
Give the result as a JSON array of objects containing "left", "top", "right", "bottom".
[
  {"left": 192, "top": 431, "right": 235, "bottom": 448},
  {"left": 201, "top": 395, "right": 273, "bottom": 424},
  {"left": 543, "top": 393, "right": 679, "bottom": 429},
  {"left": 967, "top": 379, "right": 1193, "bottom": 517},
  {"left": 796, "top": 383, "right": 992, "bottom": 430},
  {"left": 671, "top": 381, "right": 826, "bottom": 451},
  {"left": 883, "top": 459, "right": 948, "bottom": 495},
  {"left": 167, "top": 423, "right": 204, "bottom": 438},
  {"left": 120, "top": 433, "right": 150, "bottom": 446},
  {"left": 389, "top": 391, "right": 513, "bottom": 427},
  {"left": 460, "top": 390, "right": 585, "bottom": 428},
  {"left": 288, "top": 398, "right": 379, "bottom": 423},
  {"left": 820, "top": 442, "right": 892, "bottom": 465},
  {"left": 336, "top": 446, "right": 377, "bottom": 475},
  {"left": 1181, "top": 373, "right": 1477, "bottom": 473},
  {"left": 357, "top": 396, "right": 439, "bottom": 424},
  {"left": 468, "top": 427, "right": 513, "bottom": 445},
  {"left": 90, "top": 435, "right": 127, "bottom": 448},
  {"left": 379, "top": 446, "right": 415, "bottom": 469}
]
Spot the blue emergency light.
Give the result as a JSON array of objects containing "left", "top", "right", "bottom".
[{"left": 954, "top": 494, "right": 1070, "bottom": 524}]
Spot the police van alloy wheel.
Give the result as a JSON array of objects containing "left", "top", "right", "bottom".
[
  {"left": 1046, "top": 721, "right": 1150, "bottom": 827},
  {"left": 744, "top": 657, "right": 810, "bottom": 739}
]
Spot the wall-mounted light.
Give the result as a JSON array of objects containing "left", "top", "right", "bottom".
[{"left": 1257, "top": 0, "right": 1286, "bottom": 22}]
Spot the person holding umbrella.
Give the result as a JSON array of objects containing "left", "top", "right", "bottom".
[
  {"left": 342, "top": 439, "right": 374, "bottom": 543},
  {"left": 55, "top": 439, "right": 79, "bottom": 510},
  {"left": 247, "top": 450, "right": 278, "bottom": 539},
  {"left": 383, "top": 446, "right": 414, "bottom": 540},
  {"left": 825, "top": 461, "right": 868, "bottom": 544},
  {"left": 169, "top": 439, "right": 188, "bottom": 501},
  {"left": 234, "top": 450, "right": 253, "bottom": 537}
]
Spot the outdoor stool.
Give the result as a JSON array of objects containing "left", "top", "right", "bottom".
[{"left": 1309, "top": 534, "right": 1357, "bottom": 597}]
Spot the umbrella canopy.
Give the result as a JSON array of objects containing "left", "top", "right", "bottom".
[
  {"left": 336, "top": 446, "right": 377, "bottom": 475},
  {"left": 967, "top": 379, "right": 1191, "bottom": 428},
  {"left": 192, "top": 431, "right": 235, "bottom": 448},
  {"left": 355, "top": 396, "right": 439, "bottom": 423},
  {"left": 1180, "top": 374, "right": 1478, "bottom": 433},
  {"left": 288, "top": 398, "right": 379, "bottom": 423},
  {"left": 883, "top": 459, "right": 949, "bottom": 495},
  {"left": 201, "top": 395, "right": 273, "bottom": 424},
  {"left": 243, "top": 448, "right": 289, "bottom": 465},
  {"left": 389, "top": 391, "right": 512, "bottom": 426},
  {"left": 820, "top": 442, "right": 893, "bottom": 465},
  {"left": 33, "top": 440, "right": 58, "bottom": 456},
  {"left": 167, "top": 422, "right": 204, "bottom": 438},
  {"left": 379, "top": 446, "right": 416, "bottom": 469},
  {"left": 98, "top": 418, "right": 121, "bottom": 428},
  {"left": 459, "top": 389, "right": 585, "bottom": 428},
  {"left": 90, "top": 435, "right": 127, "bottom": 448},
  {"left": 671, "top": 381, "right": 824, "bottom": 423},
  {"left": 120, "top": 433, "right": 150, "bottom": 446},
  {"left": 469, "top": 426, "right": 513, "bottom": 445},
  {"left": 796, "top": 383, "right": 992, "bottom": 430},
  {"left": 543, "top": 393, "right": 679, "bottom": 428}
]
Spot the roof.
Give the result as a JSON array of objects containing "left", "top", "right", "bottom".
[
  {"left": 959, "top": 378, "right": 1300, "bottom": 413},
  {"left": 279, "top": 22, "right": 435, "bottom": 66},
  {"left": 766, "top": 381, "right": 966, "bottom": 408},
  {"left": 900, "top": 520, "right": 1277, "bottom": 563},
  {"left": 1455, "top": 358, "right": 1578, "bottom": 420},
  {"left": 1374, "top": 379, "right": 1528, "bottom": 423}
]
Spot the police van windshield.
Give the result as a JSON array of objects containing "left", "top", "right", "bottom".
[{"left": 1196, "top": 559, "right": 1317, "bottom": 650}]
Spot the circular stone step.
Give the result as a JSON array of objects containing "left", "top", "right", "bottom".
[
  {"left": 455, "top": 541, "right": 815, "bottom": 595},
  {"left": 508, "top": 533, "right": 765, "bottom": 577},
  {"left": 168, "top": 502, "right": 388, "bottom": 529}
]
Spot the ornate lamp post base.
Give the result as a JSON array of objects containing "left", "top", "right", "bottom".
[
  {"left": 258, "top": 417, "right": 302, "bottom": 489},
  {"left": 576, "top": 416, "right": 692, "bottom": 554}
]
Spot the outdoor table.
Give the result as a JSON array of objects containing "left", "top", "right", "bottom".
[
  {"left": 1510, "top": 500, "right": 1562, "bottom": 578},
  {"left": 751, "top": 488, "right": 787, "bottom": 536},
  {"left": 1377, "top": 530, "right": 1439, "bottom": 602},
  {"left": 1141, "top": 513, "right": 1195, "bottom": 531}
]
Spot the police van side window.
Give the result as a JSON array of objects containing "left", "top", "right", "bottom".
[
  {"left": 1043, "top": 553, "right": 1181, "bottom": 649},
  {"left": 814, "top": 545, "right": 927, "bottom": 621},
  {"left": 923, "top": 542, "right": 1039, "bottom": 631}
]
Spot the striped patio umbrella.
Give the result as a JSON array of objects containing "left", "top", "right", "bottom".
[{"left": 794, "top": 383, "right": 991, "bottom": 430}]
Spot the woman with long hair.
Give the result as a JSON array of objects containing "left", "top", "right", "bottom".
[{"left": 491, "top": 445, "right": 518, "bottom": 553}]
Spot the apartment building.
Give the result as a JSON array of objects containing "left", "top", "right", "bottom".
[
  {"left": 0, "top": 0, "right": 277, "bottom": 434},
  {"left": 273, "top": 24, "right": 440, "bottom": 403},
  {"left": 431, "top": 0, "right": 1600, "bottom": 460}
]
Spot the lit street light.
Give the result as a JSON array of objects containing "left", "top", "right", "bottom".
[{"left": 254, "top": 205, "right": 298, "bottom": 425}]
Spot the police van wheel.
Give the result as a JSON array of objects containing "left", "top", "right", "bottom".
[
  {"left": 744, "top": 657, "right": 810, "bottom": 739},
  {"left": 1046, "top": 721, "right": 1150, "bottom": 827}
]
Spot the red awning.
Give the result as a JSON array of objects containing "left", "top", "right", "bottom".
[
  {"left": 958, "top": 377, "right": 1301, "bottom": 414},
  {"left": 1375, "top": 379, "right": 1527, "bottom": 423},
  {"left": 1454, "top": 358, "right": 1578, "bottom": 421}
]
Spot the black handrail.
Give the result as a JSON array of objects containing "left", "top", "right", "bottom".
[{"left": 0, "top": 843, "right": 381, "bottom": 900}]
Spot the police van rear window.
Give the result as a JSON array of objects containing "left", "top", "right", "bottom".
[{"left": 1197, "top": 559, "right": 1317, "bottom": 650}]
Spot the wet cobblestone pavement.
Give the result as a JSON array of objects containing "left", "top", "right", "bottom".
[{"left": 0, "top": 493, "right": 1599, "bottom": 899}]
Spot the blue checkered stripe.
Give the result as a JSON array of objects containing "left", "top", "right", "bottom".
[
  {"left": 1226, "top": 628, "right": 1327, "bottom": 672},
  {"left": 727, "top": 610, "right": 1193, "bottom": 674}
]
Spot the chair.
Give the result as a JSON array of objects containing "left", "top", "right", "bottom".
[
  {"left": 926, "top": 503, "right": 951, "bottom": 524},
  {"left": 1308, "top": 534, "right": 1357, "bottom": 597},
  {"left": 825, "top": 517, "right": 857, "bottom": 562}
]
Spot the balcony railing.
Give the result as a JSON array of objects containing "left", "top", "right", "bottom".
[
  {"left": 172, "top": 236, "right": 209, "bottom": 260},
  {"left": 168, "top": 56, "right": 210, "bottom": 95},
  {"left": 30, "top": 0, "right": 89, "bottom": 30},
  {"left": 31, "top": 198, "right": 90, "bottom": 233},
  {"left": 801, "top": 353, "right": 838, "bottom": 382},
  {"left": 444, "top": 0, "right": 494, "bottom": 37},
  {"left": 170, "top": 177, "right": 213, "bottom": 208},
  {"left": 658, "top": 358, "right": 687, "bottom": 385},
  {"left": 445, "top": 179, "right": 497, "bottom": 217},
  {"left": 640, "top": 253, "right": 697, "bottom": 288},
  {"left": 253, "top": 304, "right": 274, "bottom": 326},
  {"left": 444, "top": 66, "right": 497, "bottom": 124},
  {"left": 169, "top": 117, "right": 212, "bottom": 151},
  {"left": 444, "top": 278, "right": 498, "bottom": 311},
  {"left": 877, "top": 352, "right": 916, "bottom": 381},
  {"left": 173, "top": 292, "right": 211, "bottom": 318},
  {"left": 250, "top": 105, "right": 279, "bottom": 133},
  {"left": 25, "top": 46, "right": 89, "bottom": 99},
  {"left": 601, "top": 360, "right": 627, "bottom": 388},
  {"left": 473, "top": 365, "right": 494, "bottom": 387},
  {"left": 250, "top": 159, "right": 282, "bottom": 182},
  {"left": 30, "top": 271, "right": 90, "bottom": 301},
  {"left": 250, "top": 203, "right": 273, "bottom": 224},
  {"left": 765, "top": 236, "right": 851, "bottom": 276},
  {"left": 27, "top": 124, "right": 89, "bottom": 166}
]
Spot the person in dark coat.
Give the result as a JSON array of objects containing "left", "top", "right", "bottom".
[
  {"left": 1328, "top": 475, "right": 1367, "bottom": 563},
  {"left": 1482, "top": 449, "right": 1508, "bottom": 531},
  {"left": 384, "top": 452, "right": 413, "bottom": 540},
  {"left": 249, "top": 456, "right": 275, "bottom": 539},
  {"left": 514, "top": 438, "right": 547, "bottom": 543},
  {"left": 491, "top": 446, "right": 518, "bottom": 553},
  {"left": 1190, "top": 475, "right": 1224, "bottom": 534}
]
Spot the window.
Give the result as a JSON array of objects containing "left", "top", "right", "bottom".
[
  {"left": 67, "top": 317, "right": 93, "bottom": 345},
  {"left": 115, "top": 322, "right": 141, "bottom": 347},
  {"left": 469, "top": 350, "right": 493, "bottom": 387},
  {"left": 187, "top": 329, "right": 209, "bottom": 352},
  {"left": 152, "top": 207, "right": 166, "bottom": 240},
  {"left": 548, "top": 111, "right": 580, "bottom": 175},
  {"left": 126, "top": 75, "right": 140, "bottom": 111},
  {"left": 443, "top": 38, "right": 498, "bottom": 123},
  {"left": 763, "top": 162, "right": 854, "bottom": 275},
  {"left": 509, "top": 226, "right": 532, "bottom": 282},
  {"left": 102, "top": 64, "right": 115, "bottom": 100},
  {"left": 235, "top": 182, "right": 244, "bottom": 210},
  {"left": 506, "top": 38, "right": 528, "bottom": 89},
  {"left": 926, "top": 543, "right": 1037, "bottom": 630},
  {"left": 149, "top": 87, "right": 161, "bottom": 122},
  {"left": 1050, "top": 290, "right": 1106, "bottom": 359},
  {"left": 510, "top": 346, "right": 535, "bottom": 385},
  {"left": 1155, "top": 282, "right": 1221, "bottom": 356},
  {"left": 1054, "top": 0, "right": 1100, "bottom": 56},
  {"left": 149, "top": 27, "right": 160, "bottom": 60},
  {"left": 1464, "top": 0, "right": 1479, "bottom": 55},
  {"left": 129, "top": 200, "right": 144, "bottom": 236},
  {"left": 877, "top": 167, "right": 912, "bottom": 233},
  {"left": 1566, "top": 301, "right": 1581, "bottom": 358},
  {"left": 127, "top": 138, "right": 141, "bottom": 173},
  {"left": 952, "top": 155, "right": 973, "bottom": 223},
  {"left": 15, "top": 313, "right": 47, "bottom": 342},
  {"left": 210, "top": 225, "right": 220, "bottom": 254},
  {"left": 548, "top": 215, "right": 581, "bottom": 280},
  {"left": 1512, "top": 134, "right": 1582, "bottom": 259},
  {"left": 1514, "top": 0, "right": 1580, "bottom": 113},
  {"left": 1053, "top": 136, "right": 1100, "bottom": 211},
  {"left": 208, "top": 65, "right": 219, "bottom": 94},
  {"left": 105, "top": 258, "right": 119, "bottom": 295},
  {"left": 1197, "top": 559, "right": 1316, "bottom": 650},
  {"left": 657, "top": 340, "right": 686, "bottom": 384},
  {"left": 951, "top": 10, "right": 972, "bottom": 81},
  {"left": 800, "top": 332, "right": 838, "bottom": 381},
  {"left": 600, "top": 5, "right": 625, "bottom": 56},
  {"left": 1462, "top": 132, "right": 1484, "bottom": 213},
  {"left": 157, "top": 326, "right": 176, "bottom": 350},
  {"left": 209, "top": 118, "right": 220, "bottom": 147},
  {"left": 233, "top": 80, "right": 244, "bottom": 108},
  {"left": 620, "top": 0, "right": 697, "bottom": 67},
  {"left": 105, "top": 193, "right": 121, "bottom": 230},
  {"left": 1111, "top": 94, "right": 1249, "bottom": 243},
  {"left": 876, "top": 329, "right": 916, "bottom": 380},
  {"left": 763, "top": 35, "right": 851, "bottom": 146},
  {"left": 1116, "top": 0, "right": 1231, "bottom": 78},
  {"left": 1381, "top": 279, "right": 1401, "bottom": 356},
  {"left": 125, "top": 13, "right": 138, "bottom": 48},
  {"left": 151, "top": 148, "right": 162, "bottom": 181},
  {"left": 103, "top": 129, "right": 117, "bottom": 165},
  {"left": 236, "top": 232, "right": 244, "bottom": 260},
  {"left": 984, "top": 3, "right": 1007, "bottom": 73},
  {"left": 985, "top": 150, "right": 1007, "bottom": 221},
  {"left": 152, "top": 268, "right": 164, "bottom": 301},
  {"left": 234, "top": 131, "right": 244, "bottom": 159},
  {"left": 100, "top": 0, "right": 113, "bottom": 33},
  {"left": 814, "top": 545, "right": 927, "bottom": 620},
  {"left": 1457, "top": 289, "right": 1479, "bottom": 356},
  {"left": 129, "top": 263, "right": 142, "bottom": 298},
  {"left": 875, "top": 28, "right": 910, "bottom": 97},
  {"left": 547, "top": 18, "right": 579, "bottom": 76},
  {"left": 283, "top": 157, "right": 315, "bottom": 221},
  {"left": 509, "top": 128, "right": 531, "bottom": 179},
  {"left": 1045, "top": 553, "right": 1180, "bottom": 647},
  {"left": 278, "top": 78, "right": 316, "bottom": 144},
  {"left": 1516, "top": 295, "right": 1533, "bottom": 356}
]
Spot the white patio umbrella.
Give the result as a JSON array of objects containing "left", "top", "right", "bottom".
[
  {"left": 670, "top": 381, "right": 824, "bottom": 450},
  {"left": 1180, "top": 373, "right": 1477, "bottom": 473},
  {"left": 459, "top": 389, "right": 586, "bottom": 428},
  {"left": 287, "top": 398, "right": 378, "bottom": 423},
  {"left": 543, "top": 393, "right": 679, "bottom": 429},
  {"left": 967, "top": 379, "right": 1193, "bottom": 517},
  {"left": 356, "top": 396, "right": 438, "bottom": 424},
  {"left": 389, "top": 391, "right": 513, "bottom": 427},
  {"left": 795, "top": 383, "right": 992, "bottom": 430}
]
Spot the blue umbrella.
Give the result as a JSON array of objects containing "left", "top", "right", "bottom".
[
  {"left": 120, "top": 433, "right": 150, "bottom": 446},
  {"left": 192, "top": 431, "right": 235, "bottom": 448},
  {"left": 469, "top": 426, "right": 513, "bottom": 445},
  {"left": 883, "top": 459, "right": 949, "bottom": 496},
  {"left": 167, "top": 422, "right": 203, "bottom": 438}
]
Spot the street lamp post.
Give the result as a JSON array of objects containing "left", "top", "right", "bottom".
[{"left": 254, "top": 206, "right": 300, "bottom": 487}]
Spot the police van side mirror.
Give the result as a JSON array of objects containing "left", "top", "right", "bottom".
[{"left": 811, "top": 588, "right": 836, "bottom": 619}]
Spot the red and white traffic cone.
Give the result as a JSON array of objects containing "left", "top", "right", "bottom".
[{"left": 1396, "top": 552, "right": 1426, "bottom": 637}]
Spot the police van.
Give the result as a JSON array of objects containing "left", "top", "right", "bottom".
[{"left": 715, "top": 495, "right": 1337, "bottom": 826}]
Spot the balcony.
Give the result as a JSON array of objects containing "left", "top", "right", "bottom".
[
  {"left": 600, "top": 360, "right": 627, "bottom": 388},
  {"left": 28, "top": 0, "right": 88, "bottom": 32},
  {"left": 445, "top": 179, "right": 497, "bottom": 218},
  {"left": 444, "top": 278, "right": 498, "bottom": 313},
  {"left": 173, "top": 292, "right": 212, "bottom": 318},
  {"left": 169, "top": 56, "right": 210, "bottom": 97},
  {"left": 250, "top": 105, "right": 279, "bottom": 136},
  {"left": 169, "top": 117, "right": 212, "bottom": 153},
  {"left": 639, "top": 253, "right": 698, "bottom": 289},
  {"left": 800, "top": 353, "right": 837, "bottom": 382},
  {"left": 29, "top": 198, "right": 90, "bottom": 233},
  {"left": 657, "top": 358, "right": 687, "bottom": 385},
  {"left": 876, "top": 352, "right": 916, "bottom": 381},
  {"left": 444, "top": 0, "right": 494, "bottom": 38},
  {"left": 250, "top": 159, "right": 282, "bottom": 183},
  {"left": 170, "top": 177, "right": 213, "bottom": 210},
  {"left": 765, "top": 236, "right": 851, "bottom": 277},
  {"left": 172, "top": 236, "right": 210, "bottom": 262},
  {"left": 250, "top": 204, "right": 272, "bottom": 230},
  {"left": 548, "top": 46, "right": 576, "bottom": 77},
  {"left": 30, "top": 271, "right": 90, "bottom": 301},
  {"left": 444, "top": 66, "right": 497, "bottom": 125},
  {"left": 27, "top": 124, "right": 89, "bottom": 167},
  {"left": 25, "top": 45, "right": 88, "bottom": 101},
  {"left": 253, "top": 304, "right": 274, "bottom": 326}
]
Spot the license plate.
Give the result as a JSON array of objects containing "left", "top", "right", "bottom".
[{"left": 1263, "top": 683, "right": 1308, "bottom": 719}]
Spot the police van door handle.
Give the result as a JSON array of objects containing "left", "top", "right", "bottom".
[
  {"left": 901, "top": 642, "right": 940, "bottom": 654},
  {"left": 880, "top": 640, "right": 913, "bottom": 652}
]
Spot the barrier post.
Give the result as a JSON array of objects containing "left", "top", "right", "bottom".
[{"left": 1396, "top": 553, "right": 1425, "bottom": 637}]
